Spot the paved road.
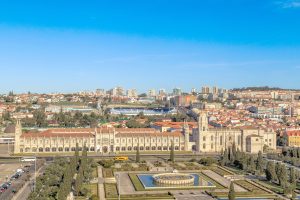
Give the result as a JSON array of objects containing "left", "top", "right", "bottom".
[{"left": 11, "top": 163, "right": 46, "bottom": 200}]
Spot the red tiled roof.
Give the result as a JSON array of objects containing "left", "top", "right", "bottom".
[
  {"left": 286, "top": 130, "right": 300, "bottom": 137},
  {"left": 20, "top": 127, "right": 182, "bottom": 138}
]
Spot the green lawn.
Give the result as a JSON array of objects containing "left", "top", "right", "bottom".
[{"left": 253, "top": 180, "right": 284, "bottom": 194}]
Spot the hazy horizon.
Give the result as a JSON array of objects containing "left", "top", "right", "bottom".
[{"left": 1, "top": 1, "right": 300, "bottom": 93}]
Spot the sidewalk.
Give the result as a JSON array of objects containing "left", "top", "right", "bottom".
[{"left": 98, "top": 166, "right": 106, "bottom": 200}]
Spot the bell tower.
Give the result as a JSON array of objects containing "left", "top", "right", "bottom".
[
  {"left": 196, "top": 111, "right": 208, "bottom": 152},
  {"left": 14, "top": 119, "right": 22, "bottom": 154},
  {"left": 183, "top": 120, "right": 189, "bottom": 151},
  {"left": 198, "top": 111, "right": 208, "bottom": 132}
]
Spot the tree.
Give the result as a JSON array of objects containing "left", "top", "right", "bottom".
[
  {"left": 256, "top": 151, "right": 264, "bottom": 174},
  {"left": 266, "top": 161, "right": 277, "bottom": 182},
  {"left": 75, "top": 143, "right": 79, "bottom": 164},
  {"left": 136, "top": 145, "right": 140, "bottom": 163},
  {"left": 290, "top": 167, "right": 296, "bottom": 186},
  {"left": 278, "top": 164, "right": 288, "bottom": 187},
  {"left": 228, "top": 182, "right": 236, "bottom": 200},
  {"left": 249, "top": 155, "right": 256, "bottom": 174},
  {"left": 170, "top": 140, "right": 175, "bottom": 163},
  {"left": 75, "top": 167, "right": 84, "bottom": 196},
  {"left": 33, "top": 110, "right": 47, "bottom": 127},
  {"left": 221, "top": 149, "right": 229, "bottom": 166}
]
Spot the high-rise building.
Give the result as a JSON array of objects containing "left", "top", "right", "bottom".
[
  {"left": 127, "top": 89, "right": 138, "bottom": 98},
  {"left": 173, "top": 88, "right": 182, "bottom": 96},
  {"left": 109, "top": 86, "right": 124, "bottom": 96},
  {"left": 213, "top": 86, "right": 218, "bottom": 94},
  {"left": 148, "top": 89, "right": 156, "bottom": 97},
  {"left": 95, "top": 89, "right": 105, "bottom": 96},
  {"left": 201, "top": 86, "right": 210, "bottom": 94},
  {"left": 158, "top": 89, "right": 166, "bottom": 96}
]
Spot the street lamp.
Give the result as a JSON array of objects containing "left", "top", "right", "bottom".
[{"left": 115, "top": 174, "right": 120, "bottom": 200}]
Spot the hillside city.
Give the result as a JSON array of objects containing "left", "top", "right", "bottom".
[{"left": 1, "top": 86, "right": 300, "bottom": 200}]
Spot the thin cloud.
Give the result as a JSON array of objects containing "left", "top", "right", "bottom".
[{"left": 276, "top": 0, "right": 300, "bottom": 8}]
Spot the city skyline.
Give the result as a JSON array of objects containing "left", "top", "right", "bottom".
[{"left": 1, "top": 0, "right": 300, "bottom": 93}]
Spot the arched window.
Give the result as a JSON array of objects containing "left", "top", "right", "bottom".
[
  {"left": 65, "top": 147, "right": 69, "bottom": 152},
  {"left": 127, "top": 146, "right": 132, "bottom": 151},
  {"left": 58, "top": 147, "right": 63, "bottom": 152},
  {"left": 157, "top": 146, "right": 162, "bottom": 150},
  {"left": 32, "top": 148, "right": 37, "bottom": 152},
  {"left": 133, "top": 146, "right": 137, "bottom": 150},
  {"left": 140, "top": 146, "right": 144, "bottom": 151},
  {"left": 163, "top": 146, "right": 168, "bottom": 150},
  {"left": 121, "top": 147, "right": 126, "bottom": 151},
  {"left": 90, "top": 147, "right": 95, "bottom": 152},
  {"left": 52, "top": 147, "right": 56, "bottom": 152},
  {"left": 152, "top": 146, "right": 156, "bottom": 150},
  {"left": 146, "top": 146, "right": 150, "bottom": 150},
  {"left": 38, "top": 147, "right": 43, "bottom": 152},
  {"left": 45, "top": 147, "right": 50, "bottom": 152},
  {"left": 116, "top": 147, "right": 120, "bottom": 151},
  {"left": 71, "top": 147, "right": 76, "bottom": 151},
  {"left": 175, "top": 146, "right": 179, "bottom": 150},
  {"left": 25, "top": 148, "right": 30, "bottom": 152}
]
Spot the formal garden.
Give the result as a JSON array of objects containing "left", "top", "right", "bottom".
[
  {"left": 27, "top": 144, "right": 99, "bottom": 200},
  {"left": 97, "top": 145, "right": 285, "bottom": 200}
]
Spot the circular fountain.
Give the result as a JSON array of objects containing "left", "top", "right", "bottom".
[{"left": 152, "top": 173, "right": 195, "bottom": 185}]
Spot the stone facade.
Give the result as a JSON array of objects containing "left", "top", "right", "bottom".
[
  {"left": 14, "top": 112, "right": 277, "bottom": 154},
  {"left": 195, "top": 112, "right": 277, "bottom": 154}
]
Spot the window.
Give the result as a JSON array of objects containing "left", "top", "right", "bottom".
[
  {"left": 211, "top": 136, "right": 213, "bottom": 141},
  {"left": 265, "top": 139, "right": 267, "bottom": 142},
  {"left": 152, "top": 146, "right": 156, "bottom": 150},
  {"left": 203, "top": 136, "right": 206, "bottom": 141},
  {"left": 211, "top": 143, "right": 214, "bottom": 149},
  {"left": 116, "top": 147, "right": 120, "bottom": 151},
  {"left": 122, "top": 139, "right": 125, "bottom": 143},
  {"left": 220, "top": 136, "right": 223, "bottom": 145},
  {"left": 116, "top": 139, "right": 119, "bottom": 143},
  {"left": 121, "top": 147, "right": 126, "bottom": 151},
  {"left": 269, "top": 139, "right": 272, "bottom": 142},
  {"left": 238, "top": 136, "right": 241, "bottom": 145},
  {"left": 203, "top": 143, "right": 206, "bottom": 149},
  {"left": 256, "top": 138, "right": 259, "bottom": 142}
]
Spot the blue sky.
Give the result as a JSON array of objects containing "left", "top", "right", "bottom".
[{"left": 0, "top": 0, "right": 300, "bottom": 93}]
